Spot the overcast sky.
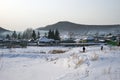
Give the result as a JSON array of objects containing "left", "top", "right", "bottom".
[{"left": 0, "top": 0, "right": 120, "bottom": 31}]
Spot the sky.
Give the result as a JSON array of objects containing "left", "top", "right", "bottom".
[{"left": 0, "top": 0, "right": 120, "bottom": 31}]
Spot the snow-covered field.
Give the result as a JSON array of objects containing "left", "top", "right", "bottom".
[{"left": 0, "top": 45, "right": 120, "bottom": 80}]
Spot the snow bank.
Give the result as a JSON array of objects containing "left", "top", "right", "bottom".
[{"left": 0, "top": 45, "right": 120, "bottom": 80}]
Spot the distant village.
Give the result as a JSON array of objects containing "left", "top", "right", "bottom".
[{"left": 0, "top": 28, "right": 120, "bottom": 48}]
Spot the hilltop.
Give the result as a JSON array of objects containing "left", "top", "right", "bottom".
[
  {"left": 0, "top": 27, "right": 11, "bottom": 33},
  {"left": 37, "top": 21, "right": 120, "bottom": 34}
]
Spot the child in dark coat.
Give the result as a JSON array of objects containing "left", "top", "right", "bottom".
[
  {"left": 83, "top": 46, "right": 85, "bottom": 52},
  {"left": 101, "top": 46, "right": 103, "bottom": 50}
]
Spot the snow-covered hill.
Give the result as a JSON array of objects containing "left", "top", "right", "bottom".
[
  {"left": 0, "top": 46, "right": 120, "bottom": 80},
  {"left": 37, "top": 21, "right": 120, "bottom": 35}
]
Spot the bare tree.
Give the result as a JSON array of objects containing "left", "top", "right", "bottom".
[{"left": 22, "top": 28, "right": 33, "bottom": 40}]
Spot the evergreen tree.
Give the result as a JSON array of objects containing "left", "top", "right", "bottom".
[
  {"left": 51, "top": 30, "right": 55, "bottom": 39},
  {"left": 12, "top": 31, "right": 17, "bottom": 39},
  {"left": 48, "top": 29, "right": 52, "bottom": 39},
  {"left": 47, "top": 29, "right": 60, "bottom": 40},
  {"left": 37, "top": 31, "right": 40, "bottom": 38},
  {"left": 44, "top": 32, "right": 47, "bottom": 37},
  {"left": 55, "top": 29, "right": 60, "bottom": 40},
  {"left": 18, "top": 33, "right": 21, "bottom": 39},
  {"left": 6, "top": 34, "right": 10, "bottom": 40},
  {"left": 32, "top": 30, "right": 36, "bottom": 40}
]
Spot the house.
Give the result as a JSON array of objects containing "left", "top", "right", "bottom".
[
  {"left": 83, "top": 36, "right": 95, "bottom": 43},
  {"left": 94, "top": 36, "right": 105, "bottom": 43},
  {"left": 106, "top": 35, "right": 117, "bottom": 41},
  {"left": 38, "top": 37, "right": 55, "bottom": 43}
]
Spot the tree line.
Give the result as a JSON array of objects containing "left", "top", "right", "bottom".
[
  {"left": 6, "top": 28, "right": 39, "bottom": 40},
  {"left": 48, "top": 29, "right": 60, "bottom": 40},
  {"left": 6, "top": 28, "right": 60, "bottom": 41}
]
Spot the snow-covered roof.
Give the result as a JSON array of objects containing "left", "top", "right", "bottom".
[
  {"left": 38, "top": 37, "right": 54, "bottom": 42},
  {"left": 83, "top": 36, "right": 94, "bottom": 40}
]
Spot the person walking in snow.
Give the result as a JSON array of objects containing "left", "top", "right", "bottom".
[
  {"left": 83, "top": 46, "right": 85, "bottom": 52},
  {"left": 101, "top": 46, "right": 103, "bottom": 50}
]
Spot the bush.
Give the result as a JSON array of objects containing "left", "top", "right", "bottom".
[
  {"left": 49, "top": 50, "right": 66, "bottom": 54},
  {"left": 68, "top": 53, "right": 85, "bottom": 69},
  {"left": 90, "top": 53, "right": 99, "bottom": 61},
  {"left": 106, "top": 40, "right": 117, "bottom": 46},
  {"left": 75, "top": 58, "right": 84, "bottom": 69},
  {"left": 20, "top": 42, "right": 27, "bottom": 48}
]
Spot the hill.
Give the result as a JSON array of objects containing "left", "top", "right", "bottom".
[
  {"left": 0, "top": 27, "right": 10, "bottom": 33},
  {"left": 0, "top": 27, "right": 11, "bottom": 38},
  {"left": 37, "top": 21, "right": 120, "bottom": 34}
]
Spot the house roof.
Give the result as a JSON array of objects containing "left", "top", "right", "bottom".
[
  {"left": 84, "top": 36, "right": 94, "bottom": 40},
  {"left": 38, "top": 37, "right": 54, "bottom": 42}
]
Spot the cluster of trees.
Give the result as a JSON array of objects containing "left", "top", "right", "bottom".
[
  {"left": 6, "top": 28, "right": 40, "bottom": 40},
  {"left": 48, "top": 29, "right": 60, "bottom": 40},
  {"left": 5, "top": 28, "right": 60, "bottom": 41}
]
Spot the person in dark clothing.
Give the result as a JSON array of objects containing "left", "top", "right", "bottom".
[
  {"left": 83, "top": 46, "right": 85, "bottom": 52},
  {"left": 101, "top": 46, "right": 103, "bottom": 50}
]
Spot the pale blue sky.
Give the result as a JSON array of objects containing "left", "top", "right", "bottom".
[{"left": 0, "top": 0, "right": 120, "bottom": 31}]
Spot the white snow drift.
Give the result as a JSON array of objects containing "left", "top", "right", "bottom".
[{"left": 0, "top": 45, "right": 120, "bottom": 80}]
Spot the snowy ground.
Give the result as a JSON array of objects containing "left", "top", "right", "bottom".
[{"left": 0, "top": 45, "right": 120, "bottom": 80}]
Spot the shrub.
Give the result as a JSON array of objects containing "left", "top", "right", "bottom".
[
  {"left": 75, "top": 58, "right": 84, "bottom": 69},
  {"left": 49, "top": 50, "right": 66, "bottom": 54},
  {"left": 61, "top": 40, "right": 76, "bottom": 43},
  {"left": 106, "top": 40, "right": 117, "bottom": 46},
  {"left": 68, "top": 53, "right": 85, "bottom": 69},
  {"left": 90, "top": 53, "right": 99, "bottom": 61}
]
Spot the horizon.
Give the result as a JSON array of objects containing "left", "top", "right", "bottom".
[
  {"left": 0, "top": 0, "right": 120, "bottom": 31},
  {"left": 1, "top": 21, "right": 120, "bottom": 32}
]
